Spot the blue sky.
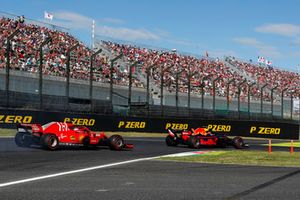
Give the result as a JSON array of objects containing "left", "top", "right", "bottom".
[{"left": 1, "top": 0, "right": 300, "bottom": 72}]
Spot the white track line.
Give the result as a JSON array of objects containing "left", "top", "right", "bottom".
[
  {"left": 0, "top": 156, "right": 160, "bottom": 188},
  {"left": 0, "top": 150, "right": 203, "bottom": 188}
]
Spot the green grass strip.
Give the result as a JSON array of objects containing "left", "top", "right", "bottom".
[
  {"left": 0, "top": 129, "right": 16, "bottom": 136},
  {"left": 159, "top": 150, "right": 300, "bottom": 167}
]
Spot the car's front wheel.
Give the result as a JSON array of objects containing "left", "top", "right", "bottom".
[
  {"left": 232, "top": 136, "right": 245, "bottom": 149},
  {"left": 109, "top": 135, "right": 124, "bottom": 150},
  {"left": 188, "top": 136, "right": 201, "bottom": 148},
  {"left": 165, "top": 135, "right": 178, "bottom": 146}
]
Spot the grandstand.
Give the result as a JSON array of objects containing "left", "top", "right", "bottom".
[{"left": 0, "top": 15, "right": 299, "bottom": 121}]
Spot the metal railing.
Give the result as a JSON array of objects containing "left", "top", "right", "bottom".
[{"left": 0, "top": 18, "right": 299, "bottom": 122}]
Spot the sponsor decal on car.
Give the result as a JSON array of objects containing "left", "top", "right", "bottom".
[{"left": 70, "top": 135, "right": 76, "bottom": 141}]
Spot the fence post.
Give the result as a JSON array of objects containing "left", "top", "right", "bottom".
[
  {"left": 39, "top": 37, "right": 52, "bottom": 110},
  {"left": 89, "top": 48, "right": 102, "bottom": 112},
  {"left": 271, "top": 85, "right": 278, "bottom": 118},
  {"left": 66, "top": 43, "right": 79, "bottom": 110},
  {"left": 260, "top": 84, "right": 268, "bottom": 115},
  {"left": 226, "top": 78, "right": 235, "bottom": 113},
  {"left": 290, "top": 91, "right": 295, "bottom": 120},
  {"left": 238, "top": 79, "right": 247, "bottom": 119},
  {"left": 248, "top": 82, "right": 255, "bottom": 119},
  {"left": 281, "top": 88, "right": 288, "bottom": 119},
  {"left": 200, "top": 75, "right": 210, "bottom": 115},
  {"left": 109, "top": 53, "right": 123, "bottom": 105},
  {"left": 128, "top": 61, "right": 138, "bottom": 106},
  {"left": 213, "top": 76, "right": 221, "bottom": 113},
  {"left": 5, "top": 29, "right": 20, "bottom": 107}
]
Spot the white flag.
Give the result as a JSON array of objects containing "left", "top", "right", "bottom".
[{"left": 44, "top": 11, "right": 53, "bottom": 20}]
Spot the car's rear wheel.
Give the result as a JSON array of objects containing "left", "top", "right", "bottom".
[
  {"left": 15, "top": 132, "right": 31, "bottom": 147},
  {"left": 41, "top": 134, "right": 59, "bottom": 150},
  {"left": 109, "top": 135, "right": 124, "bottom": 150},
  {"left": 233, "top": 136, "right": 244, "bottom": 149},
  {"left": 165, "top": 135, "right": 178, "bottom": 146},
  {"left": 188, "top": 136, "right": 201, "bottom": 148}
]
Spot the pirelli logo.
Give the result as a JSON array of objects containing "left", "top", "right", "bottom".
[
  {"left": 165, "top": 123, "right": 188, "bottom": 130},
  {"left": 118, "top": 121, "right": 146, "bottom": 129},
  {"left": 63, "top": 118, "right": 95, "bottom": 126},
  {"left": 207, "top": 124, "right": 231, "bottom": 132},
  {"left": 250, "top": 126, "right": 281, "bottom": 135},
  {"left": 0, "top": 115, "right": 32, "bottom": 124}
]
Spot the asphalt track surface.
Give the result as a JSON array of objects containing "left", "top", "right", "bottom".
[{"left": 0, "top": 137, "right": 299, "bottom": 200}]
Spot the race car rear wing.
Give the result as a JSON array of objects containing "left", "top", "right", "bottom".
[{"left": 17, "top": 123, "right": 43, "bottom": 133}]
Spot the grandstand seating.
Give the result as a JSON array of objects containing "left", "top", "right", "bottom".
[
  {"left": 0, "top": 16, "right": 299, "bottom": 103},
  {"left": 226, "top": 56, "right": 300, "bottom": 98},
  {"left": 0, "top": 17, "right": 142, "bottom": 88}
]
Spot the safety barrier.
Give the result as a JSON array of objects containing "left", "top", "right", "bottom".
[{"left": 0, "top": 109, "right": 298, "bottom": 139}]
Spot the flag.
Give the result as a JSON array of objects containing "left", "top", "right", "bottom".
[
  {"left": 44, "top": 11, "right": 53, "bottom": 20},
  {"left": 265, "top": 60, "right": 272, "bottom": 66},
  {"left": 205, "top": 51, "right": 209, "bottom": 57},
  {"left": 258, "top": 56, "right": 265, "bottom": 63}
]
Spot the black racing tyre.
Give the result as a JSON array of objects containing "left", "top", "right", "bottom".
[
  {"left": 41, "top": 134, "right": 59, "bottom": 150},
  {"left": 15, "top": 132, "right": 26, "bottom": 147},
  {"left": 232, "top": 136, "right": 244, "bottom": 149},
  {"left": 165, "top": 135, "right": 178, "bottom": 146},
  {"left": 109, "top": 135, "right": 124, "bottom": 150},
  {"left": 188, "top": 136, "right": 201, "bottom": 149},
  {"left": 15, "top": 132, "right": 32, "bottom": 147}
]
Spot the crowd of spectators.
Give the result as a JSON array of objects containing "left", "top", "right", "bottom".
[
  {"left": 0, "top": 16, "right": 142, "bottom": 87},
  {"left": 102, "top": 41, "right": 266, "bottom": 101},
  {"left": 227, "top": 57, "right": 300, "bottom": 98},
  {"left": 0, "top": 16, "right": 298, "bottom": 101}
]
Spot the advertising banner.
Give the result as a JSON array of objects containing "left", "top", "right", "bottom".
[{"left": 0, "top": 109, "right": 298, "bottom": 139}]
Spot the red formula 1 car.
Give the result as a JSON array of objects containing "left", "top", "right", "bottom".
[
  {"left": 15, "top": 122, "right": 133, "bottom": 150},
  {"left": 166, "top": 128, "right": 248, "bottom": 149}
]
